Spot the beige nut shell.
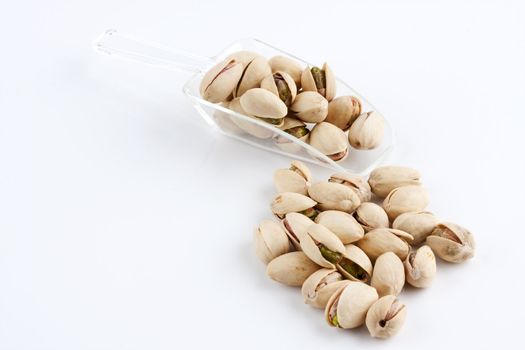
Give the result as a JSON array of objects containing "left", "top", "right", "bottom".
[
  {"left": 353, "top": 202, "right": 389, "bottom": 232},
  {"left": 266, "top": 251, "right": 320, "bottom": 286},
  {"left": 371, "top": 252, "right": 405, "bottom": 297},
  {"left": 315, "top": 210, "right": 364, "bottom": 244},
  {"left": 301, "top": 269, "right": 350, "bottom": 309},
  {"left": 368, "top": 166, "right": 421, "bottom": 198},
  {"left": 404, "top": 245, "right": 436, "bottom": 288},
  {"left": 383, "top": 185, "right": 430, "bottom": 220},
  {"left": 356, "top": 228, "right": 413, "bottom": 262},
  {"left": 254, "top": 219, "right": 291, "bottom": 264},
  {"left": 366, "top": 295, "right": 407, "bottom": 338}
]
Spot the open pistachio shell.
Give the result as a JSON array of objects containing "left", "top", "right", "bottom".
[
  {"left": 271, "top": 192, "right": 317, "bottom": 219},
  {"left": 273, "top": 117, "right": 310, "bottom": 153},
  {"left": 273, "top": 160, "right": 311, "bottom": 195},
  {"left": 301, "top": 269, "right": 350, "bottom": 309},
  {"left": 404, "top": 245, "right": 436, "bottom": 288},
  {"left": 325, "top": 282, "right": 378, "bottom": 329},
  {"left": 301, "top": 63, "right": 336, "bottom": 101},
  {"left": 261, "top": 71, "right": 297, "bottom": 106},
  {"left": 426, "top": 222, "right": 475, "bottom": 263},
  {"left": 234, "top": 56, "right": 272, "bottom": 98},
  {"left": 268, "top": 55, "right": 304, "bottom": 89},
  {"left": 356, "top": 228, "right": 413, "bottom": 262},
  {"left": 308, "top": 182, "right": 361, "bottom": 214},
  {"left": 348, "top": 111, "right": 385, "bottom": 150},
  {"left": 200, "top": 58, "right": 244, "bottom": 103},
  {"left": 326, "top": 96, "right": 362, "bottom": 130},
  {"left": 353, "top": 202, "right": 389, "bottom": 232},
  {"left": 366, "top": 295, "right": 407, "bottom": 338},
  {"left": 290, "top": 91, "right": 328, "bottom": 123},
  {"left": 254, "top": 220, "right": 291, "bottom": 264},
  {"left": 309, "top": 122, "right": 349, "bottom": 161},
  {"left": 383, "top": 185, "right": 430, "bottom": 220},
  {"left": 337, "top": 244, "right": 373, "bottom": 283},
  {"left": 368, "top": 166, "right": 421, "bottom": 198},
  {"left": 315, "top": 210, "right": 364, "bottom": 244},
  {"left": 266, "top": 251, "right": 320, "bottom": 286},
  {"left": 281, "top": 212, "right": 315, "bottom": 249},
  {"left": 240, "top": 88, "right": 288, "bottom": 122},
  {"left": 393, "top": 211, "right": 439, "bottom": 245},
  {"left": 329, "top": 173, "right": 372, "bottom": 202},
  {"left": 371, "top": 252, "right": 405, "bottom": 297},
  {"left": 229, "top": 97, "right": 274, "bottom": 139},
  {"left": 300, "top": 224, "right": 346, "bottom": 268}
]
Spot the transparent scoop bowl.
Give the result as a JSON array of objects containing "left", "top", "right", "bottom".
[{"left": 94, "top": 30, "right": 395, "bottom": 175}]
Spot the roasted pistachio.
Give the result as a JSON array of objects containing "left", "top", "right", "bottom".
[
  {"left": 348, "top": 111, "right": 385, "bottom": 150},
  {"left": 268, "top": 55, "right": 303, "bottom": 89},
  {"left": 300, "top": 224, "right": 346, "bottom": 268},
  {"left": 315, "top": 210, "right": 364, "bottom": 244},
  {"left": 404, "top": 245, "right": 436, "bottom": 288},
  {"left": 308, "top": 181, "right": 361, "bottom": 213},
  {"left": 200, "top": 58, "right": 244, "bottom": 103},
  {"left": 254, "top": 220, "right": 291, "bottom": 264},
  {"left": 290, "top": 91, "right": 328, "bottom": 123},
  {"left": 368, "top": 166, "right": 421, "bottom": 198},
  {"left": 301, "top": 269, "right": 350, "bottom": 309},
  {"left": 239, "top": 88, "right": 288, "bottom": 126},
  {"left": 273, "top": 160, "right": 311, "bottom": 195},
  {"left": 325, "top": 282, "right": 378, "bottom": 329},
  {"left": 281, "top": 212, "right": 314, "bottom": 250},
  {"left": 371, "top": 252, "right": 405, "bottom": 297},
  {"left": 383, "top": 185, "right": 430, "bottom": 220},
  {"left": 393, "top": 211, "right": 439, "bottom": 245},
  {"left": 337, "top": 244, "right": 373, "bottom": 283},
  {"left": 301, "top": 63, "right": 336, "bottom": 101},
  {"left": 261, "top": 71, "right": 297, "bottom": 106},
  {"left": 329, "top": 173, "right": 372, "bottom": 202},
  {"left": 366, "top": 295, "right": 407, "bottom": 338},
  {"left": 266, "top": 251, "right": 320, "bottom": 286},
  {"left": 271, "top": 192, "right": 317, "bottom": 219},
  {"left": 426, "top": 222, "right": 475, "bottom": 263},
  {"left": 356, "top": 228, "right": 413, "bottom": 262},
  {"left": 353, "top": 202, "right": 389, "bottom": 232},
  {"left": 309, "top": 122, "right": 349, "bottom": 161},
  {"left": 326, "top": 96, "right": 362, "bottom": 130},
  {"left": 234, "top": 56, "right": 272, "bottom": 97},
  {"left": 229, "top": 97, "right": 274, "bottom": 139}
]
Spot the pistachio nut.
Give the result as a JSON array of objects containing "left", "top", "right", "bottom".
[
  {"left": 353, "top": 202, "right": 389, "bottom": 232},
  {"left": 366, "top": 295, "right": 407, "bottom": 338},
  {"left": 239, "top": 88, "right": 288, "bottom": 126},
  {"left": 348, "top": 111, "right": 385, "bottom": 150},
  {"left": 301, "top": 63, "right": 336, "bottom": 101},
  {"left": 225, "top": 50, "right": 259, "bottom": 67},
  {"left": 273, "top": 117, "right": 310, "bottom": 153},
  {"left": 371, "top": 252, "right": 405, "bottom": 297},
  {"left": 266, "top": 251, "right": 320, "bottom": 286},
  {"left": 356, "top": 228, "right": 413, "bottom": 262},
  {"left": 383, "top": 185, "right": 430, "bottom": 220},
  {"left": 300, "top": 224, "right": 346, "bottom": 268},
  {"left": 329, "top": 173, "right": 372, "bottom": 202},
  {"left": 393, "top": 211, "right": 439, "bottom": 245},
  {"left": 301, "top": 269, "right": 350, "bottom": 309},
  {"left": 426, "top": 222, "right": 475, "bottom": 263},
  {"left": 308, "top": 181, "right": 361, "bottom": 214},
  {"left": 234, "top": 56, "right": 272, "bottom": 98},
  {"left": 368, "top": 166, "right": 422, "bottom": 198},
  {"left": 200, "top": 58, "right": 244, "bottom": 103},
  {"left": 337, "top": 244, "right": 373, "bottom": 283},
  {"left": 326, "top": 96, "right": 362, "bottom": 130},
  {"left": 315, "top": 210, "right": 364, "bottom": 244},
  {"left": 268, "top": 55, "right": 303, "bottom": 89},
  {"left": 261, "top": 71, "right": 297, "bottom": 106},
  {"left": 281, "top": 212, "right": 315, "bottom": 249},
  {"left": 271, "top": 192, "right": 318, "bottom": 219},
  {"left": 325, "top": 281, "right": 378, "bottom": 329},
  {"left": 273, "top": 160, "right": 311, "bottom": 195},
  {"left": 229, "top": 97, "right": 274, "bottom": 139},
  {"left": 254, "top": 219, "right": 291, "bottom": 264},
  {"left": 404, "top": 245, "right": 436, "bottom": 288},
  {"left": 290, "top": 91, "right": 328, "bottom": 123},
  {"left": 309, "top": 122, "right": 349, "bottom": 161}
]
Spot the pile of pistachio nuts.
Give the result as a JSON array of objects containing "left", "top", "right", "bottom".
[
  {"left": 200, "top": 51, "right": 385, "bottom": 160},
  {"left": 254, "top": 161, "right": 476, "bottom": 338}
]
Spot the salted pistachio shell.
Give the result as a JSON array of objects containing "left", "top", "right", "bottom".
[
  {"left": 281, "top": 212, "right": 314, "bottom": 249},
  {"left": 266, "top": 251, "right": 320, "bottom": 286},
  {"left": 366, "top": 295, "right": 407, "bottom": 338},
  {"left": 315, "top": 210, "right": 364, "bottom": 244},
  {"left": 240, "top": 88, "right": 288, "bottom": 122},
  {"left": 348, "top": 111, "right": 385, "bottom": 150},
  {"left": 337, "top": 244, "right": 373, "bottom": 282},
  {"left": 368, "top": 166, "right": 421, "bottom": 198},
  {"left": 271, "top": 192, "right": 317, "bottom": 219},
  {"left": 326, "top": 96, "right": 362, "bottom": 130},
  {"left": 225, "top": 51, "right": 259, "bottom": 67},
  {"left": 426, "top": 222, "right": 475, "bottom": 263},
  {"left": 300, "top": 224, "right": 345, "bottom": 268},
  {"left": 290, "top": 91, "right": 328, "bottom": 123},
  {"left": 356, "top": 228, "right": 413, "bottom": 262},
  {"left": 229, "top": 97, "right": 274, "bottom": 139},
  {"left": 393, "top": 211, "right": 439, "bottom": 245},
  {"left": 254, "top": 220, "right": 291, "bottom": 264},
  {"left": 383, "top": 185, "right": 430, "bottom": 220},
  {"left": 268, "top": 55, "right": 304, "bottom": 89},
  {"left": 309, "top": 122, "right": 349, "bottom": 161},
  {"left": 301, "top": 269, "right": 350, "bottom": 309},
  {"left": 273, "top": 161, "right": 311, "bottom": 195},
  {"left": 353, "top": 202, "right": 389, "bottom": 232},
  {"left": 325, "top": 282, "right": 378, "bottom": 329},
  {"left": 404, "top": 245, "right": 436, "bottom": 288},
  {"left": 234, "top": 56, "right": 272, "bottom": 98},
  {"left": 200, "top": 58, "right": 244, "bottom": 103},
  {"left": 371, "top": 252, "right": 405, "bottom": 297},
  {"left": 329, "top": 173, "right": 372, "bottom": 202},
  {"left": 261, "top": 71, "right": 297, "bottom": 106},
  {"left": 301, "top": 63, "right": 336, "bottom": 101}
]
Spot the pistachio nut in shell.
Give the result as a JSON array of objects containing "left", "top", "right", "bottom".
[
  {"left": 266, "top": 251, "right": 320, "bottom": 286},
  {"left": 426, "top": 222, "right": 475, "bottom": 263},
  {"left": 239, "top": 88, "right": 287, "bottom": 125},
  {"left": 301, "top": 269, "right": 350, "bottom": 309},
  {"left": 353, "top": 202, "right": 389, "bottom": 232},
  {"left": 383, "top": 185, "right": 430, "bottom": 220},
  {"left": 336, "top": 244, "right": 373, "bottom": 283},
  {"left": 315, "top": 210, "right": 364, "bottom": 244},
  {"left": 329, "top": 173, "right": 372, "bottom": 202},
  {"left": 309, "top": 122, "right": 349, "bottom": 161},
  {"left": 281, "top": 212, "right": 314, "bottom": 249},
  {"left": 260, "top": 71, "right": 297, "bottom": 106},
  {"left": 300, "top": 224, "right": 345, "bottom": 268},
  {"left": 308, "top": 181, "right": 361, "bottom": 213},
  {"left": 348, "top": 111, "right": 385, "bottom": 150},
  {"left": 325, "top": 281, "right": 378, "bottom": 329},
  {"left": 225, "top": 50, "right": 259, "bottom": 67},
  {"left": 356, "top": 228, "right": 413, "bottom": 262},
  {"left": 326, "top": 96, "right": 362, "bottom": 130},
  {"left": 371, "top": 252, "right": 405, "bottom": 297},
  {"left": 254, "top": 219, "right": 291, "bottom": 264},
  {"left": 366, "top": 295, "right": 407, "bottom": 338},
  {"left": 301, "top": 63, "right": 336, "bottom": 101},
  {"left": 234, "top": 56, "right": 272, "bottom": 98},
  {"left": 200, "top": 58, "right": 244, "bottom": 103},
  {"left": 290, "top": 91, "right": 328, "bottom": 123},
  {"left": 271, "top": 192, "right": 317, "bottom": 219},
  {"left": 404, "top": 245, "right": 436, "bottom": 288},
  {"left": 273, "top": 117, "right": 310, "bottom": 153},
  {"left": 268, "top": 55, "right": 303, "bottom": 88},
  {"left": 229, "top": 97, "right": 274, "bottom": 139},
  {"left": 273, "top": 160, "right": 311, "bottom": 195},
  {"left": 368, "top": 165, "right": 421, "bottom": 198},
  {"left": 393, "top": 211, "right": 439, "bottom": 245}
]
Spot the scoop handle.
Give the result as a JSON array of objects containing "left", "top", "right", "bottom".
[{"left": 93, "top": 29, "right": 214, "bottom": 73}]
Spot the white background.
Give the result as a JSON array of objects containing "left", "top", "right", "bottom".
[{"left": 1, "top": 0, "right": 524, "bottom": 349}]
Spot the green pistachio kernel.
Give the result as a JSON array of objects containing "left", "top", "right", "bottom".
[
  {"left": 331, "top": 314, "right": 340, "bottom": 327},
  {"left": 275, "top": 76, "right": 292, "bottom": 106},
  {"left": 310, "top": 67, "right": 326, "bottom": 90},
  {"left": 285, "top": 126, "right": 309, "bottom": 138},
  {"left": 319, "top": 245, "right": 343, "bottom": 264},
  {"left": 338, "top": 259, "right": 369, "bottom": 282},
  {"left": 259, "top": 117, "right": 284, "bottom": 125},
  {"left": 300, "top": 207, "right": 318, "bottom": 220}
]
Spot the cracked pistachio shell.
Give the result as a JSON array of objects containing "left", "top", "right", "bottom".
[
  {"left": 404, "top": 245, "right": 436, "bottom": 288},
  {"left": 309, "top": 122, "right": 349, "bottom": 161},
  {"left": 271, "top": 192, "right": 317, "bottom": 219},
  {"left": 266, "top": 251, "right": 320, "bottom": 286},
  {"left": 371, "top": 252, "right": 405, "bottom": 297},
  {"left": 329, "top": 173, "right": 372, "bottom": 202},
  {"left": 301, "top": 269, "right": 350, "bottom": 309},
  {"left": 273, "top": 160, "right": 311, "bottom": 195},
  {"left": 393, "top": 211, "right": 439, "bottom": 245},
  {"left": 261, "top": 71, "right": 297, "bottom": 106},
  {"left": 225, "top": 51, "right": 259, "bottom": 67},
  {"left": 268, "top": 55, "right": 303, "bottom": 89},
  {"left": 281, "top": 212, "right": 314, "bottom": 249},
  {"left": 229, "top": 97, "right": 274, "bottom": 139},
  {"left": 301, "top": 63, "right": 336, "bottom": 101},
  {"left": 234, "top": 56, "right": 272, "bottom": 97},
  {"left": 326, "top": 96, "right": 362, "bottom": 130},
  {"left": 368, "top": 166, "right": 422, "bottom": 198},
  {"left": 337, "top": 244, "right": 373, "bottom": 282},
  {"left": 290, "top": 91, "right": 328, "bottom": 123},
  {"left": 300, "top": 224, "right": 345, "bottom": 268},
  {"left": 254, "top": 220, "right": 291, "bottom": 264},
  {"left": 353, "top": 202, "right": 389, "bottom": 232},
  {"left": 356, "top": 228, "right": 413, "bottom": 262},
  {"left": 366, "top": 295, "right": 407, "bottom": 338},
  {"left": 315, "top": 210, "right": 364, "bottom": 244},
  {"left": 348, "top": 111, "right": 385, "bottom": 150},
  {"left": 325, "top": 282, "right": 378, "bottom": 329},
  {"left": 308, "top": 182, "right": 361, "bottom": 213},
  {"left": 426, "top": 222, "right": 475, "bottom": 263},
  {"left": 240, "top": 88, "right": 288, "bottom": 121},
  {"left": 200, "top": 58, "right": 244, "bottom": 103},
  {"left": 383, "top": 185, "right": 430, "bottom": 220},
  {"left": 273, "top": 117, "right": 310, "bottom": 153}
]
